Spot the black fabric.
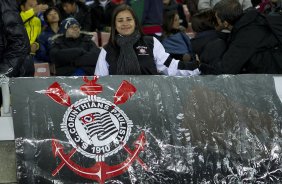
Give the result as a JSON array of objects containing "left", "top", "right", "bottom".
[
  {"left": 265, "top": 12, "right": 282, "bottom": 44},
  {"left": 50, "top": 33, "right": 100, "bottom": 76},
  {"left": 177, "top": 60, "right": 199, "bottom": 70},
  {"left": 20, "top": 55, "right": 35, "bottom": 77},
  {"left": 0, "top": 0, "right": 30, "bottom": 77},
  {"left": 90, "top": 1, "right": 117, "bottom": 31},
  {"left": 163, "top": 56, "right": 173, "bottom": 67},
  {"left": 116, "top": 31, "right": 142, "bottom": 75},
  {"left": 105, "top": 36, "right": 159, "bottom": 75}
]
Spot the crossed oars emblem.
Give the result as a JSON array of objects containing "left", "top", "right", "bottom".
[{"left": 44, "top": 76, "right": 148, "bottom": 183}]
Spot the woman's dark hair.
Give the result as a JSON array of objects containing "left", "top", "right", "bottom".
[
  {"left": 162, "top": 9, "right": 178, "bottom": 37},
  {"left": 213, "top": 0, "right": 243, "bottom": 25},
  {"left": 109, "top": 4, "right": 143, "bottom": 47},
  {"left": 191, "top": 9, "right": 217, "bottom": 33},
  {"left": 43, "top": 7, "right": 61, "bottom": 26}
]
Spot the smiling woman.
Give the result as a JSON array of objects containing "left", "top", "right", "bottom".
[{"left": 94, "top": 4, "right": 200, "bottom": 76}]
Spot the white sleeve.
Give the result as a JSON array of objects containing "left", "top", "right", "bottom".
[
  {"left": 153, "top": 37, "right": 200, "bottom": 76},
  {"left": 94, "top": 48, "right": 109, "bottom": 76}
]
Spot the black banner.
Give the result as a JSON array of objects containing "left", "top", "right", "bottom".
[{"left": 11, "top": 75, "right": 282, "bottom": 183}]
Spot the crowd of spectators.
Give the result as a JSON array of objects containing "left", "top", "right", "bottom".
[{"left": 1, "top": 0, "right": 282, "bottom": 77}]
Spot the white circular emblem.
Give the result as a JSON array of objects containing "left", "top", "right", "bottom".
[{"left": 61, "top": 96, "right": 132, "bottom": 160}]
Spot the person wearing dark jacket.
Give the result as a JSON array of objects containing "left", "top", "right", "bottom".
[
  {"left": 90, "top": 0, "right": 117, "bottom": 32},
  {"left": 50, "top": 17, "right": 100, "bottom": 76},
  {"left": 58, "top": 0, "right": 92, "bottom": 31},
  {"left": 36, "top": 7, "right": 61, "bottom": 63},
  {"left": 190, "top": 9, "right": 227, "bottom": 66},
  {"left": 0, "top": 0, "right": 30, "bottom": 77},
  {"left": 200, "top": 0, "right": 282, "bottom": 74}
]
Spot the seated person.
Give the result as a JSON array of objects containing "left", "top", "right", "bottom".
[
  {"left": 36, "top": 7, "right": 61, "bottom": 63},
  {"left": 163, "top": 0, "right": 188, "bottom": 29},
  {"left": 57, "top": 0, "right": 92, "bottom": 31},
  {"left": 90, "top": 0, "right": 117, "bottom": 32},
  {"left": 200, "top": 0, "right": 282, "bottom": 74},
  {"left": 161, "top": 9, "right": 194, "bottom": 62},
  {"left": 50, "top": 17, "right": 100, "bottom": 76},
  {"left": 94, "top": 4, "right": 200, "bottom": 76},
  {"left": 190, "top": 9, "right": 227, "bottom": 67}
]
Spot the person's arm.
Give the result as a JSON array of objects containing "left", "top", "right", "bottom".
[
  {"left": 75, "top": 46, "right": 101, "bottom": 67},
  {"left": 50, "top": 43, "right": 87, "bottom": 67},
  {"left": 153, "top": 37, "right": 200, "bottom": 76},
  {"left": 1, "top": 0, "right": 30, "bottom": 77},
  {"left": 94, "top": 48, "right": 109, "bottom": 76}
]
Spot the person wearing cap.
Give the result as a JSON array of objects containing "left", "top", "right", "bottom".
[{"left": 50, "top": 17, "right": 100, "bottom": 76}]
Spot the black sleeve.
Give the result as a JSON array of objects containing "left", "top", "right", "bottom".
[
  {"left": 1, "top": 0, "right": 30, "bottom": 77},
  {"left": 50, "top": 44, "right": 86, "bottom": 67}
]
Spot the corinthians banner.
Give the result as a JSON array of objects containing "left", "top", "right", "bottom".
[{"left": 11, "top": 75, "right": 282, "bottom": 183}]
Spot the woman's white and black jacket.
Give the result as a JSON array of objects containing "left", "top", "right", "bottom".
[{"left": 95, "top": 36, "right": 200, "bottom": 76}]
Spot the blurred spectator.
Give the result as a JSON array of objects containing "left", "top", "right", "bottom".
[
  {"left": 163, "top": 0, "right": 188, "bottom": 29},
  {"left": 161, "top": 10, "right": 194, "bottom": 62},
  {"left": 198, "top": 0, "right": 252, "bottom": 11},
  {"left": 0, "top": 0, "right": 30, "bottom": 77},
  {"left": 36, "top": 7, "right": 61, "bottom": 63},
  {"left": 190, "top": 9, "right": 227, "bottom": 67},
  {"left": 183, "top": 0, "right": 199, "bottom": 16},
  {"left": 90, "top": 0, "right": 117, "bottom": 32},
  {"left": 50, "top": 17, "right": 100, "bottom": 76},
  {"left": 19, "top": 0, "right": 48, "bottom": 55},
  {"left": 37, "top": 0, "right": 57, "bottom": 28},
  {"left": 252, "top": 0, "right": 282, "bottom": 14},
  {"left": 112, "top": 0, "right": 125, "bottom": 4},
  {"left": 58, "top": 0, "right": 92, "bottom": 31},
  {"left": 200, "top": 0, "right": 282, "bottom": 74},
  {"left": 126, "top": 0, "right": 163, "bottom": 36},
  {"left": 95, "top": 4, "right": 199, "bottom": 76},
  {"left": 19, "top": 0, "right": 48, "bottom": 75}
]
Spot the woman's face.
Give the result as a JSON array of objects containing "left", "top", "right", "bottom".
[
  {"left": 47, "top": 9, "right": 60, "bottom": 24},
  {"left": 172, "top": 13, "right": 180, "bottom": 29},
  {"left": 115, "top": 10, "right": 136, "bottom": 36}
]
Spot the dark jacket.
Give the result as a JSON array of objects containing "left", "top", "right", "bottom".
[
  {"left": 200, "top": 9, "right": 280, "bottom": 74},
  {"left": 90, "top": 1, "right": 117, "bottom": 31},
  {"left": 0, "top": 0, "right": 30, "bottom": 77},
  {"left": 50, "top": 33, "right": 100, "bottom": 76},
  {"left": 191, "top": 30, "right": 227, "bottom": 66},
  {"left": 36, "top": 26, "right": 57, "bottom": 63}
]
